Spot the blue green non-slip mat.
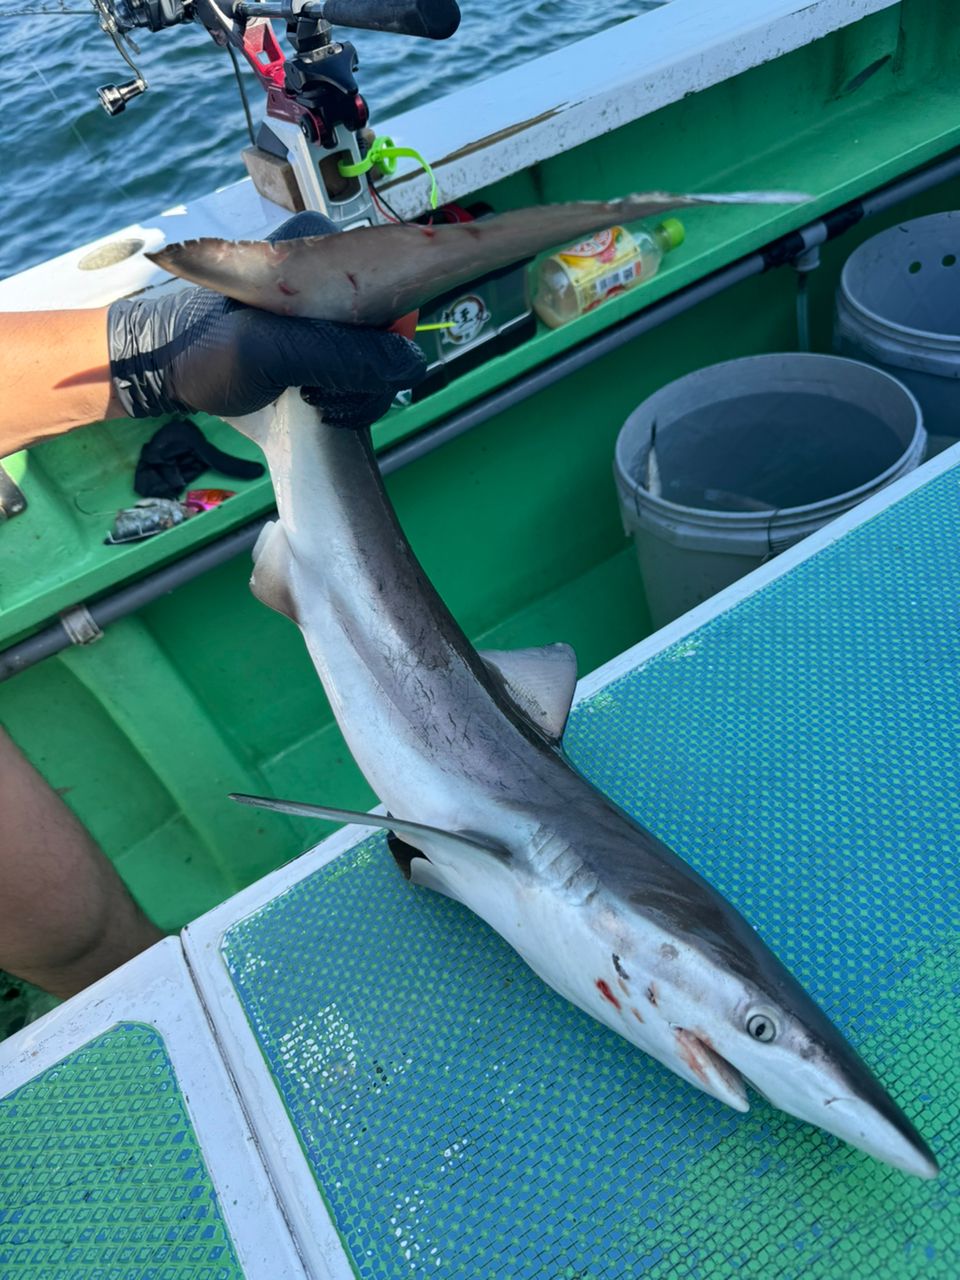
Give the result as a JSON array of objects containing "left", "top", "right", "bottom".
[
  {"left": 0, "top": 939, "right": 304, "bottom": 1279},
  {"left": 212, "top": 459, "right": 960, "bottom": 1278},
  {"left": 0, "top": 1023, "right": 243, "bottom": 1280}
]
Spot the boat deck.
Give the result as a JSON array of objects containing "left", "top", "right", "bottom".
[{"left": 3, "top": 443, "right": 958, "bottom": 1278}]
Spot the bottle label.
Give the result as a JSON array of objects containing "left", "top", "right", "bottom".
[
  {"left": 552, "top": 226, "right": 643, "bottom": 313},
  {"left": 590, "top": 260, "right": 641, "bottom": 301},
  {"left": 559, "top": 229, "right": 619, "bottom": 264}
]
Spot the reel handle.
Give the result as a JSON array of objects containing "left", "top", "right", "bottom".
[
  {"left": 317, "top": 0, "right": 460, "bottom": 40},
  {"left": 237, "top": 0, "right": 460, "bottom": 40}
]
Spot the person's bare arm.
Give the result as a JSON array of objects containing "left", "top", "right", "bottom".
[
  {"left": 1, "top": 309, "right": 123, "bottom": 453},
  {"left": 0, "top": 728, "right": 164, "bottom": 998}
]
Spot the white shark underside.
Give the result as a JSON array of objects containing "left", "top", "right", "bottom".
[{"left": 227, "top": 387, "right": 938, "bottom": 1181}]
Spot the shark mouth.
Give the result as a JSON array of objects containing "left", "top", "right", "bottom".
[{"left": 673, "top": 1028, "right": 749, "bottom": 1112}]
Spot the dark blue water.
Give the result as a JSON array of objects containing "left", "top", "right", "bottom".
[{"left": 0, "top": 1, "right": 662, "bottom": 283}]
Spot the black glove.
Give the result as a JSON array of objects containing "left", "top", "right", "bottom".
[{"left": 108, "top": 213, "right": 426, "bottom": 429}]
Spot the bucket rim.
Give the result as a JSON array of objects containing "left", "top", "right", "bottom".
[
  {"left": 615, "top": 353, "right": 925, "bottom": 526},
  {"left": 839, "top": 215, "right": 960, "bottom": 347}
]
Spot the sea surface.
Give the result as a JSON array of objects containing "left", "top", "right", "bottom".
[{"left": 0, "top": 0, "right": 664, "bottom": 283}]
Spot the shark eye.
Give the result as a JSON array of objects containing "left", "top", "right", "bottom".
[{"left": 746, "top": 1011, "right": 778, "bottom": 1042}]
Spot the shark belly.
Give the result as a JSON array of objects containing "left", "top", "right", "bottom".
[{"left": 409, "top": 833, "right": 737, "bottom": 1105}]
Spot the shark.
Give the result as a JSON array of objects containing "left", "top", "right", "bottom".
[
  {"left": 224, "top": 394, "right": 937, "bottom": 1180},
  {"left": 151, "top": 192, "right": 939, "bottom": 1178}
]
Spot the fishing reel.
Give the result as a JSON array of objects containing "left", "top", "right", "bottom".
[
  {"left": 92, "top": 0, "right": 460, "bottom": 223},
  {"left": 101, "top": 0, "right": 189, "bottom": 32},
  {"left": 92, "top": 1, "right": 187, "bottom": 115}
]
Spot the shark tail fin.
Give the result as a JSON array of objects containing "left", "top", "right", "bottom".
[{"left": 250, "top": 521, "right": 300, "bottom": 625}]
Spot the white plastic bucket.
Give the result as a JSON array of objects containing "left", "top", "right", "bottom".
[
  {"left": 836, "top": 211, "right": 960, "bottom": 453},
  {"left": 614, "top": 353, "right": 925, "bottom": 629}
]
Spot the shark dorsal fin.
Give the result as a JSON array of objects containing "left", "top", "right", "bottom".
[
  {"left": 480, "top": 644, "right": 578, "bottom": 743},
  {"left": 229, "top": 793, "right": 510, "bottom": 866}
]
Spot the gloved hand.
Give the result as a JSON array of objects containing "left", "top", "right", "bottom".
[{"left": 108, "top": 212, "right": 426, "bottom": 429}]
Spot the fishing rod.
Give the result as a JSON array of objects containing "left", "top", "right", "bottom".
[{"left": 89, "top": 0, "right": 461, "bottom": 224}]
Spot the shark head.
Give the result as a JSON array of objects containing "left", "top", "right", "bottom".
[
  {"left": 671, "top": 960, "right": 937, "bottom": 1179},
  {"left": 602, "top": 878, "right": 940, "bottom": 1180},
  {"left": 230, "top": 793, "right": 939, "bottom": 1180}
]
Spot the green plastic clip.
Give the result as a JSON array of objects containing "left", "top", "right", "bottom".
[{"left": 339, "top": 136, "right": 439, "bottom": 210}]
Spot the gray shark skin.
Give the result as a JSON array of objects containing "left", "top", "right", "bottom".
[
  {"left": 227, "top": 388, "right": 938, "bottom": 1180},
  {"left": 147, "top": 189, "right": 808, "bottom": 325}
]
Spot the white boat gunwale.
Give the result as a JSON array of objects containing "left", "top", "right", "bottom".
[{"left": 0, "top": 0, "right": 897, "bottom": 313}]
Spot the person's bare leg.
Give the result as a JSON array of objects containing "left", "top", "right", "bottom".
[{"left": 0, "top": 728, "right": 164, "bottom": 999}]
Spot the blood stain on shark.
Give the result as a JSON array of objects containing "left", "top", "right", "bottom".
[{"left": 595, "top": 979, "right": 621, "bottom": 1011}]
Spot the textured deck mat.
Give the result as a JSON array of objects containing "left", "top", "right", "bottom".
[
  {"left": 223, "top": 465, "right": 960, "bottom": 1279},
  {"left": 0, "top": 1023, "right": 244, "bottom": 1279}
]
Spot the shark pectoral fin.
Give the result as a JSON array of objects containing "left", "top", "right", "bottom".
[
  {"left": 480, "top": 644, "right": 578, "bottom": 742},
  {"left": 229, "top": 793, "right": 511, "bottom": 867},
  {"left": 250, "top": 521, "right": 300, "bottom": 624}
]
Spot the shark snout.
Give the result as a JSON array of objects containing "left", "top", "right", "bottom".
[
  {"left": 815, "top": 1095, "right": 940, "bottom": 1180},
  {"left": 741, "top": 1056, "right": 940, "bottom": 1179}
]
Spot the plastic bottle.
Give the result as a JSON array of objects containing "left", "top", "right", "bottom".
[{"left": 532, "top": 218, "right": 685, "bottom": 329}]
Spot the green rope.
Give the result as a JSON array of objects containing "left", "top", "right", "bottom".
[{"left": 339, "top": 135, "right": 439, "bottom": 210}]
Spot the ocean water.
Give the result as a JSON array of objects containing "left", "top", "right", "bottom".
[{"left": 0, "top": 1, "right": 664, "bottom": 283}]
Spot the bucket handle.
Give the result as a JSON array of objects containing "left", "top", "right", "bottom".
[{"left": 764, "top": 508, "right": 791, "bottom": 559}]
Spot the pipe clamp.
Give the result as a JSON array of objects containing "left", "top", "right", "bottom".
[{"left": 59, "top": 605, "right": 104, "bottom": 647}]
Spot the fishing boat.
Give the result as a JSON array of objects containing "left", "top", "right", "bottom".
[{"left": 0, "top": 0, "right": 957, "bottom": 1274}]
